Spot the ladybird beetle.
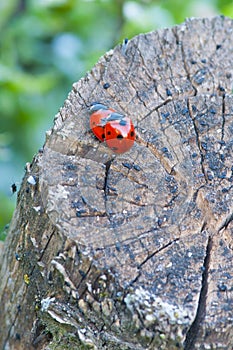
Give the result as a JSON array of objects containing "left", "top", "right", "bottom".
[{"left": 89, "top": 103, "right": 135, "bottom": 154}]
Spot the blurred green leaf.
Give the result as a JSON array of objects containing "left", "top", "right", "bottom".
[
  {"left": 0, "top": 0, "right": 18, "bottom": 28},
  {"left": 0, "top": 193, "right": 15, "bottom": 237}
]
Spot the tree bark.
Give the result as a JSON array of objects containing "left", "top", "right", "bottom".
[{"left": 0, "top": 16, "right": 233, "bottom": 350}]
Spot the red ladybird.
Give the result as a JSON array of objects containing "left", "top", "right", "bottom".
[{"left": 89, "top": 103, "right": 136, "bottom": 154}]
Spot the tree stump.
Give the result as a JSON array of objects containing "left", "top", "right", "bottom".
[{"left": 0, "top": 16, "right": 233, "bottom": 350}]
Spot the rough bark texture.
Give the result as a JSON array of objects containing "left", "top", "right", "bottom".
[{"left": 0, "top": 16, "right": 233, "bottom": 350}]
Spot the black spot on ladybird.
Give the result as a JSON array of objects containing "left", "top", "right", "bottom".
[
  {"left": 117, "top": 134, "right": 124, "bottom": 139},
  {"left": 130, "top": 131, "right": 135, "bottom": 137}
]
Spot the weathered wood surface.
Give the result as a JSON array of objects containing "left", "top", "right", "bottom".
[{"left": 0, "top": 16, "right": 233, "bottom": 350}]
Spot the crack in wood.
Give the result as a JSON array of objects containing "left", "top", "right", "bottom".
[
  {"left": 218, "top": 212, "right": 233, "bottom": 231},
  {"left": 2, "top": 304, "right": 21, "bottom": 350},
  {"left": 145, "top": 141, "right": 176, "bottom": 175},
  {"left": 103, "top": 159, "right": 114, "bottom": 218},
  {"left": 184, "top": 235, "right": 212, "bottom": 350},
  {"left": 139, "top": 97, "right": 173, "bottom": 123},
  {"left": 138, "top": 237, "right": 180, "bottom": 269},
  {"left": 187, "top": 98, "right": 208, "bottom": 183},
  {"left": 125, "top": 238, "right": 180, "bottom": 288},
  {"left": 172, "top": 28, "right": 197, "bottom": 97},
  {"left": 77, "top": 261, "right": 93, "bottom": 299},
  {"left": 38, "top": 228, "right": 57, "bottom": 262},
  {"left": 220, "top": 94, "right": 226, "bottom": 146}
]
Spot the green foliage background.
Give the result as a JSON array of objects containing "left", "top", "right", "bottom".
[{"left": 0, "top": 0, "right": 232, "bottom": 237}]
